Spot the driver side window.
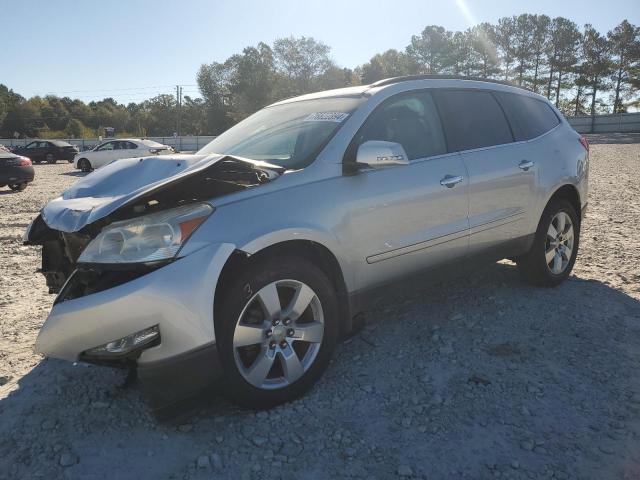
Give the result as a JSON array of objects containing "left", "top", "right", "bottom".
[
  {"left": 355, "top": 91, "right": 447, "bottom": 161},
  {"left": 97, "top": 142, "right": 114, "bottom": 151}
]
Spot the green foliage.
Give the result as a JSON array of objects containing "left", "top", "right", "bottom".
[{"left": 1, "top": 21, "right": 639, "bottom": 139}]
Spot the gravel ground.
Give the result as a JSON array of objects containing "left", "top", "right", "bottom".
[{"left": 1, "top": 135, "right": 639, "bottom": 480}]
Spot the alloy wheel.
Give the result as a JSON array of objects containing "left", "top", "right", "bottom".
[
  {"left": 232, "top": 279, "right": 324, "bottom": 390},
  {"left": 545, "top": 211, "right": 574, "bottom": 275}
]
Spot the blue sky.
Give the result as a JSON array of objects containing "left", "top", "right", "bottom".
[{"left": 2, "top": 0, "right": 638, "bottom": 103}]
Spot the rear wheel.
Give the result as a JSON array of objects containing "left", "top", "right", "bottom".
[
  {"left": 45, "top": 153, "right": 56, "bottom": 164},
  {"left": 216, "top": 255, "right": 338, "bottom": 409},
  {"left": 8, "top": 183, "right": 27, "bottom": 191},
  {"left": 516, "top": 199, "right": 580, "bottom": 287},
  {"left": 78, "top": 158, "right": 92, "bottom": 172}
]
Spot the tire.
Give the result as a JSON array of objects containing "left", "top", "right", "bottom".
[
  {"left": 8, "top": 183, "right": 27, "bottom": 191},
  {"left": 516, "top": 198, "right": 580, "bottom": 287},
  {"left": 45, "top": 153, "right": 56, "bottom": 164},
  {"left": 215, "top": 255, "right": 339, "bottom": 409},
  {"left": 78, "top": 158, "right": 92, "bottom": 172}
]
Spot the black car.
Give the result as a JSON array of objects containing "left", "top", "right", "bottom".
[
  {"left": 0, "top": 153, "right": 35, "bottom": 191},
  {"left": 12, "top": 140, "right": 79, "bottom": 164}
]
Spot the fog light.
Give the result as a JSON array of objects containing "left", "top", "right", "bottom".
[{"left": 85, "top": 326, "right": 160, "bottom": 357}]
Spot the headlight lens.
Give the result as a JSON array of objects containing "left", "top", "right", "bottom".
[{"left": 78, "top": 203, "right": 213, "bottom": 264}]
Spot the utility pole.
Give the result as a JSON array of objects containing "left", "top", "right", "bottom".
[{"left": 175, "top": 85, "right": 182, "bottom": 137}]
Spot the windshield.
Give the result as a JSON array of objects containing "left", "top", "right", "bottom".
[{"left": 197, "top": 96, "right": 366, "bottom": 169}]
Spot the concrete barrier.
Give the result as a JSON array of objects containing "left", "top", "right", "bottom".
[{"left": 567, "top": 113, "right": 640, "bottom": 134}]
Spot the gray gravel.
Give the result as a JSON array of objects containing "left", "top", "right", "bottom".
[{"left": 1, "top": 135, "right": 640, "bottom": 479}]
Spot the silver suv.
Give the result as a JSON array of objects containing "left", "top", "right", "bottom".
[{"left": 26, "top": 76, "right": 589, "bottom": 410}]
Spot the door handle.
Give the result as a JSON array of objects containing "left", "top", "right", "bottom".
[
  {"left": 518, "top": 160, "right": 535, "bottom": 171},
  {"left": 440, "top": 175, "right": 464, "bottom": 188}
]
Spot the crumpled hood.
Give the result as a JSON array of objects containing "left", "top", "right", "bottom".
[{"left": 42, "top": 153, "right": 276, "bottom": 233}]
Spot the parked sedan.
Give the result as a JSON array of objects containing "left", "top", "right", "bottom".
[
  {"left": 12, "top": 140, "right": 79, "bottom": 164},
  {"left": 0, "top": 152, "right": 34, "bottom": 191},
  {"left": 74, "top": 139, "right": 174, "bottom": 172}
]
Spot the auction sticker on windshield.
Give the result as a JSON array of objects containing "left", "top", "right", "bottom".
[{"left": 303, "top": 112, "right": 350, "bottom": 122}]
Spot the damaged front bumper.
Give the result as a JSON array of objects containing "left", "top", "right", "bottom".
[
  {"left": 34, "top": 242, "right": 234, "bottom": 363},
  {"left": 34, "top": 242, "right": 235, "bottom": 410}
]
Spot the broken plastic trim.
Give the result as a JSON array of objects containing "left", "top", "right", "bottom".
[
  {"left": 79, "top": 326, "right": 161, "bottom": 367},
  {"left": 54, "top": 261, "right": 171, "bottom": 305}
]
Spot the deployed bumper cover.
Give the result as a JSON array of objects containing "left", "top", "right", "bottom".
[{"left": 35, "top": 242, "right": 235, "bottom": 363}]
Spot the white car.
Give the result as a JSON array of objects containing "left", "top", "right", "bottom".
[{"left": 74, "top": 139, "right": 174, "bottom": 172}]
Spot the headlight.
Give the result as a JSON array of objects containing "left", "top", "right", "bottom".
[{"left": 78, "top": 203, "right": 213, "bottom": 264}]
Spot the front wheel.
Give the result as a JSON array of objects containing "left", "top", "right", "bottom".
[
  {"left": 78, "top": 158, "right": 92, "bottom": 172},
  {"left": 9, "top": 183, "right": 27, "bottom": 191},
  {"left": 516, "top": 198, "right": 580, "bottom": 287},
  {"left": 216, "top": 256, "right": 338, "bottom": 409}
]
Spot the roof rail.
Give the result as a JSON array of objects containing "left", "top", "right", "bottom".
[{"left": 370, "top": 74, "right": 527, "bottom": 90}]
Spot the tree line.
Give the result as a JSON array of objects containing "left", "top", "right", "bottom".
[{"left": 1, "top": 14, "right": 638, "bottom": 139}]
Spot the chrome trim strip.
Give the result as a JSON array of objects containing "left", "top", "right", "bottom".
[
  {"left": 469, "top": 212, "right": 525, "bottom": 236},
  {"left": 366, "top": 228, "right": 468, "bottom": 264}
]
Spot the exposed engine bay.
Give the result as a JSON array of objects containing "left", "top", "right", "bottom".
[{"left": 24, "top": 154, "right": 282, "bottom": 296}]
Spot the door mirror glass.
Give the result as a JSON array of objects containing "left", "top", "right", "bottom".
[{"left": 356, "top": 140, "right": 409, "bottom": 168}]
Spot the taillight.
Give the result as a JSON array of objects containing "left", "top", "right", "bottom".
[
  {"left": 19, "top": 156, "right": 32, "bottom": 166},
  {"left": 579, "top": 136, "right": 589, "bottom": 152}
]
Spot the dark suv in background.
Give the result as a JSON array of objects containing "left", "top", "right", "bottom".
[{"left": 12, "top": 140, "right": 79, "bottom": 164}]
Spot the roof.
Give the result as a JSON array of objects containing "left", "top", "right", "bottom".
[
  {"left": 268, "top": 85, "right": 371, "bottom": 107},
  {"left": 49, "top": 140, "right": 73, "bottom": 147},
  {"left": 270, "top": 75, "right": 536, "bottom": 107},
  {"left": 369, "top": 74, "right": 527, "bottom": 90}
]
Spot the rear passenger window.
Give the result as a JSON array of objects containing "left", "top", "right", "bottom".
[
  {"left": 354, "top": 91, "right": 446, "bottom": 160},
  {"left": 434, "top": 90, "right": 513, "bottom": 152},
  {"left": 494, "top": 92, "right": 560, "bottom": 141}
]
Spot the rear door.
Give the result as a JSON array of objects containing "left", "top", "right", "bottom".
[
  {"left": 434, "top": 89, "right": 535, "bottom": 252},
  {"left": 341, "top": 90, "right": 469, "bottom": 289},
  {"left": 120, "top": 141, "right": 140, "bottom": 158}
]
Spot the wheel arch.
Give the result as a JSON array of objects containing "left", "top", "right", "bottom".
[
  {"left": 214, "top": 239, "right": 354, "bottom": 338},
  {"left": 544, "top": 183, "right": 582, "bottom": 222}
]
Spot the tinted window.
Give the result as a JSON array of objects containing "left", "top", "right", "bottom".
[
  {"left": 354, "top": 91, "right": 446, "bottom": 160},
  {"left": 434, "top": 90, "right": 513, "bottom": 152},
  {"left": 96, "top": 142, "right": 115, "bottom": 151},
  {"left": 494, "top": 92, "right": 560, "bottom": 141}
]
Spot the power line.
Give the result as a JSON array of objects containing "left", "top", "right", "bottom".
[{"left": 22, "top": 84, "right": 198, "bottom": 95}]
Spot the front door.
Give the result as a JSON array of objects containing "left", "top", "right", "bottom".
[
  {"left": 338, "top": 90, "right": 470, "bottom": 291},
  {"left": 24, "top": 141, "right": 46, "bottom": 163},
  {"left": 92, "top": 141, "right": 117, "bottom": 168}
]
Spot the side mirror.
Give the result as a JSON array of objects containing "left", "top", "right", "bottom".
[{"left": 356, "top": 140, "right": 409, "bottom": 168}]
